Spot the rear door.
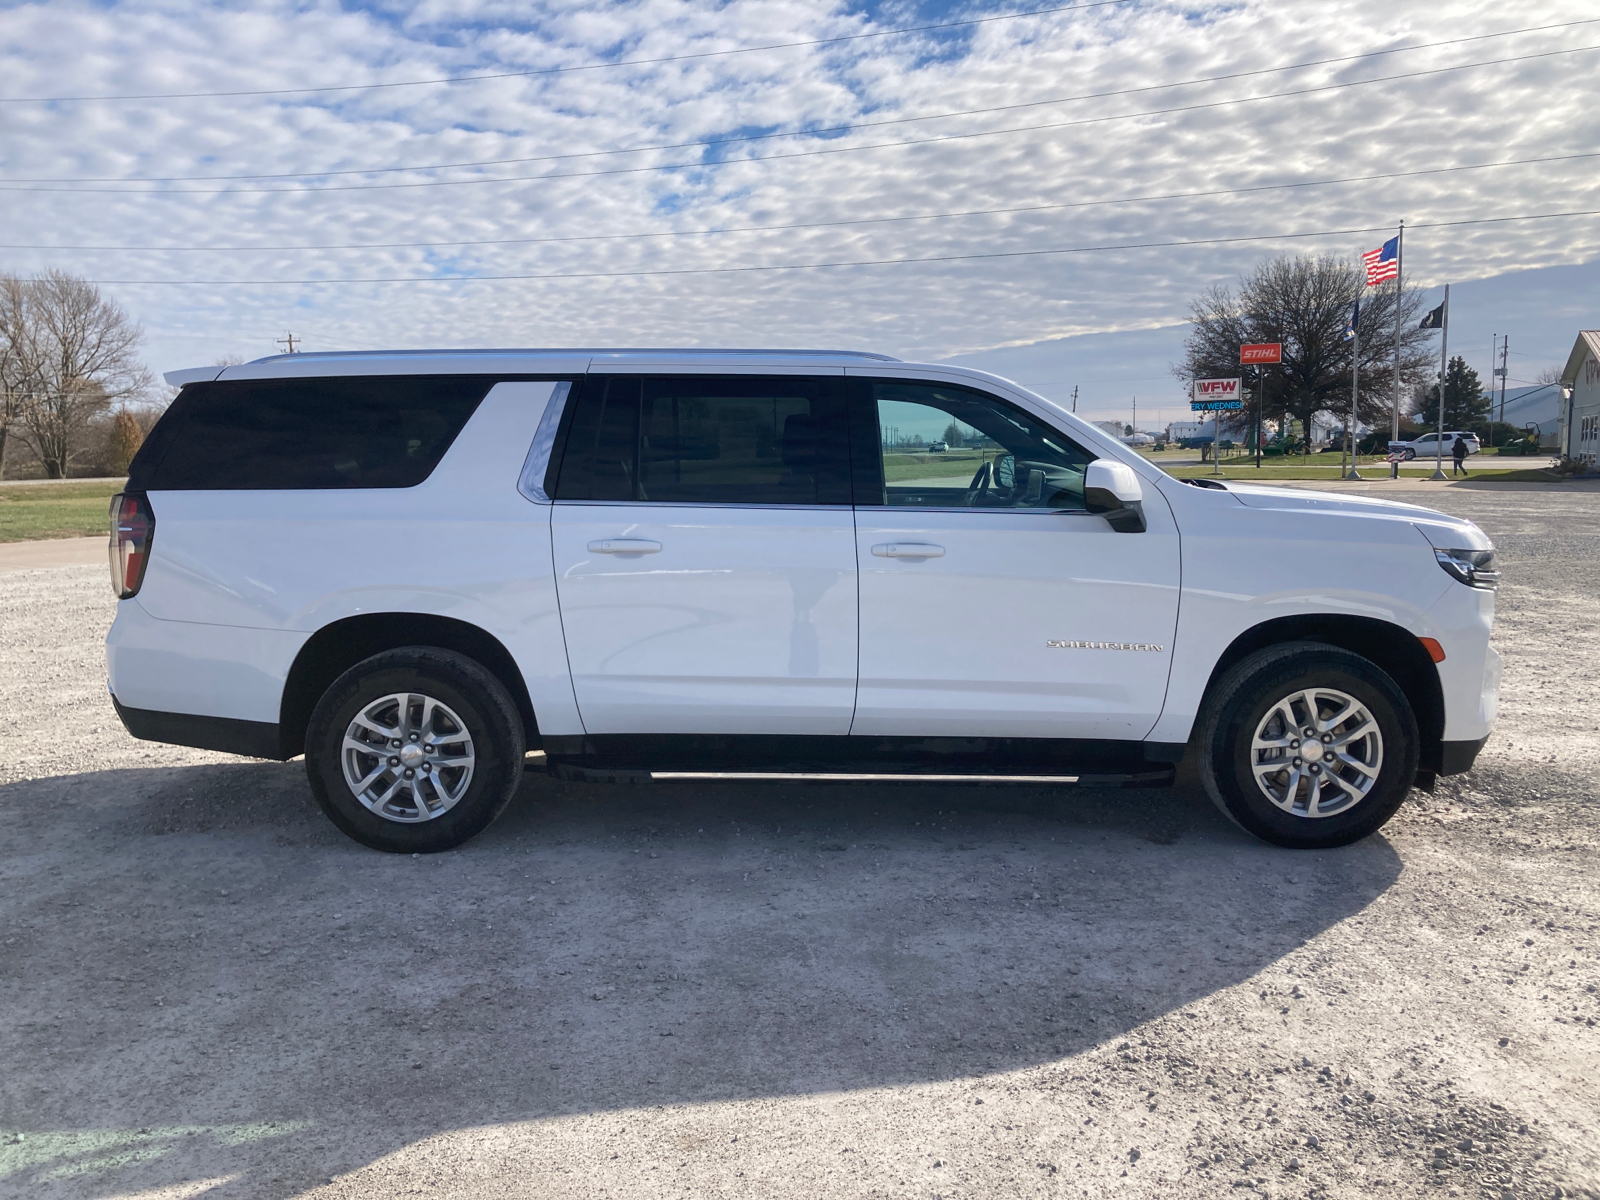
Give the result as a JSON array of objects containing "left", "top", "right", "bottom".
[
  {"left": 847, "top": 377, "right": 1180, "bottom": 741},
  {"left": 549, "top": 374, "right": 859, "bottom": 735}
]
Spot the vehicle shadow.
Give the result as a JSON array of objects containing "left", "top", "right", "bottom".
[{"left": 0, "top": 761, "right": 1402, "bottom": 1197}]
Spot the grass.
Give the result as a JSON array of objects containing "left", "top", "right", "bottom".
[
  {"left": 881, "top": 450, "right": 997, "bottom": 482},
  {"left": 1157, "top": 457, "right": 1563, "bottom": 482},
  {"left": 0, "top": 479, "right": 125, "bottom": 543}
]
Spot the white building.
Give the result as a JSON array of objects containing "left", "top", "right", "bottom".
[{"left": 1559, "top": 330, "right": 1600, "bottom": 467}]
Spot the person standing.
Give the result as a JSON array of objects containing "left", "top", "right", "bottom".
[{"left": 1452, "top": 434, "right": 1469, "bottom": 477}]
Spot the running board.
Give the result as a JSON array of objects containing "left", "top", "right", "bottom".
[
  {"left": 546, "top": 763, "right": 1173, "bottom": 787},
  {"left": 652, "top": 771, "right": 1083, "bottom": 783}
]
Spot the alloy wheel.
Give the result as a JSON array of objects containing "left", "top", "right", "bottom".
[
  {"left": 1249, "top": 686, "right": 1383, "bottom": 818},
  {"left": 341, "top": 692, "right": 476, "bottom": 823}
]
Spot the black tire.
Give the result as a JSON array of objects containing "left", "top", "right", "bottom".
[
  {"left": 1403, "top": 448, "right": 1416, "bottom": 461},
  {"left": 1197, "top": 642, "right": 1418, "bottom": 849},
  {"left": 304, "top": 647, "right": 525, "bottom": 853}
]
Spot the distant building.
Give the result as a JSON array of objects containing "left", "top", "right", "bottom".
[
  {"left": 1559, "top": 330, "right": 1600, "bottom": 466},
  {"left": 1491, "top": 384, "right": 1566, "bottom": 447}
]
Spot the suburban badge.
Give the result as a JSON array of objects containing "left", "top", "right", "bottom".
[{"left": 1046, "top": 640, "right": 1165, "bottom": 651}]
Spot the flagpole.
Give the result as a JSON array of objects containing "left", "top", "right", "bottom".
[
  {"left": 1392, "top": 221, "right": 1404, "bottom": 449},
  {"left": 1346, "top": 314, "right": 1362, "bottom": 480},
  {"left": 1432, "top": 284, "right": 1450, "bottom": 481}
]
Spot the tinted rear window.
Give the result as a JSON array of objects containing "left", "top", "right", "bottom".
[
  {"left": 553, "top": 375, "right": 851, "bottom": 505},
  {"left": 128, "top": 375, "right": 494, "bottom": 490}
]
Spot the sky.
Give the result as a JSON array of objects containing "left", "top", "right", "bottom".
[{"left": 2, "top": 0, "right": 1596, "bottom": 424}]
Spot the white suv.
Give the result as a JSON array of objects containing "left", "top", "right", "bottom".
[
  {"left": 107, "top": 349, "right": 1501, "bottom": 853},
  {"left": 1388, "top": 431, "right": 1482, "bottom": 460}
]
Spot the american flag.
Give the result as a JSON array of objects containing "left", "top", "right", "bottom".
[{"left": 1362, "top": 235, "right": 1400, "bottom": 286}]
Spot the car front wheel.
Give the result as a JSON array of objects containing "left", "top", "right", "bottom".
[
  {"left": 1197, "top": 642, "right": 1418, "bottom": 848},
  {"left": 304, "top": 647, "right": 526, "bottom": 853}
]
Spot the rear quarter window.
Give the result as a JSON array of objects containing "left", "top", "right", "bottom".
[{"left": 128, "top": 375, "right": 495, "bottom": 490}]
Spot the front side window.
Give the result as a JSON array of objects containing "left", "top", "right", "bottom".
[
  {"left": 855, "top": 381, "right": 1094, "bottom": 509},
  {"left": 554, "top": 375, "right": 851, "bottom": 505}
]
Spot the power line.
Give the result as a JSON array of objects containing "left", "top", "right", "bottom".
[
  {"left": 0, "top": 0, "right": 1136, "bottom": 104},
  {"left": 14, "top": 18, "right": 1594, "bottom": 184},
  {"left": 9, "top": 151, "right": 1596, "bottom": 253},
  {"left": 78, "top": 208, "right": 1600, "bottom": 286},
  {"left": 10, "top": 43, "right": 1595, "bottom": 196}
]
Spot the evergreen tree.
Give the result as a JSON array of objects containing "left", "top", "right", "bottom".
[{"left": 1412, "top": 356, "right": 1490, "bottom": 431}]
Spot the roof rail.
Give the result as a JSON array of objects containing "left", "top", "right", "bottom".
[{"left": 241, "top": 347, "right": 901, "bottom": 365}]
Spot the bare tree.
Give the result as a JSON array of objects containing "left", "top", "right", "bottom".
[
  {"left": 1177, "top": 254, "right": 1434, "bottom": 454},
  {"left": 8, "top": 270, "right": 152, "bottom": 478},
  {"left": 0, "top": 274, "right": 44, "bottom": 480},
  {"left": 1534, "top": 365, "right": 1565, "bottom": 386}
]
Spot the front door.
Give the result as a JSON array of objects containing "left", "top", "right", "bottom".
[
  {"left": 550, "top": 374, "right": 858, "bottom": 735},
  {"left": 848, "top": 378, "right": 1181, "bottom": 741}
]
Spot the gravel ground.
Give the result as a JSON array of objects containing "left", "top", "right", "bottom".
[{"left": 1, "top": 489, "right": 1596, "bottom": 1200}]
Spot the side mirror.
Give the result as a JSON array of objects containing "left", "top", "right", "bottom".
[
  {"left": 1084, "top": 459, "right": 1146, "bottom": 533},
  {"left": 993, "top": 453, "right": 1015, "bottom": 490}
]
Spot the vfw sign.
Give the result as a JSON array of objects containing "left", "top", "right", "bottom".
[
  {"left": 1194, "top": 378, "right": 1241, "bottom": 401},
  {"left": 1191, "top": 377, "right": 1244, "bottom": 411}
]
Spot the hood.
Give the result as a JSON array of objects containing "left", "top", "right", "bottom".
[{"left": 1202, "top": 481, "right": 1493, "bottom": 551}]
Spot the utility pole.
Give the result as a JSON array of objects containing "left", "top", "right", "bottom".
[
  {"left": 276, "top": 331, "right": 300, "bottom": 354},
  {"left": 1497, "top": 335, "right": 1510, "bottom": 442},
  {"left": 1132, "top": 395, "right": 1137, "bottom": 437},
  {"left": 1071, "top": 385, "right": 1078, "bottom": 413}
]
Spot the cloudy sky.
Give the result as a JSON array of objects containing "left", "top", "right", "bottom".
[{"left": 2, "top": 0, "right": 1596, "bottom": 420}]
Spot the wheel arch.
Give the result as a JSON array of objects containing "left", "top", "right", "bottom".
[
  {"left": 279, "top": 613, "right": 538, "bottom": 758},
  {"left": 1198, "top": 614, "right": 1445, "bottom": 773}
]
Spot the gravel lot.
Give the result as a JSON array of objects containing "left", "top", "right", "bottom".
[{"left": 1, "top": 486, "right": 1597, "bottom": 1200}]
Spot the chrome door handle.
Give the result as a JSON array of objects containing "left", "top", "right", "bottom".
[
  {"left": 871, "top": 542, "right": 945, "bottom": 558},
  {"left": 588, "top": 539, "right": 662, "bottom": 554}
]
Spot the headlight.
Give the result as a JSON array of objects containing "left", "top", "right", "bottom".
[{"left": 1434, "top": 547, "right": 1499, "bottom": 590}]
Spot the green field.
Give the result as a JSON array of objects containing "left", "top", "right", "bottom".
[
  {"left": 885, "top": 448, "right": 1563, "bottom": 486},
  {"left": 0, "top": 479, "right": 124, "bottom": 543},
  {"left": 1156, "top": 458, "right": 1562, "bottom": 483},
  {"left": 881, "top": 450, "right": 999, "bottom": 482}
]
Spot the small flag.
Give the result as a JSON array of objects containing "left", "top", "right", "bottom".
[
  {"left": 1419, "top": 300, "right": 1446, "bottom": 330},
  {"left": 1362, "top": 236, "right": 1400, "bottom": 286},
  {"left": 1343, "top": 300, "right": 1360, "bottom": 341}
]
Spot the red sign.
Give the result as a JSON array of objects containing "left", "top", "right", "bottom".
[{"left": 1241, "top": 343, "right": 1282, "bottom": 364}]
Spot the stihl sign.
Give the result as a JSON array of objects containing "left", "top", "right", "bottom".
[
  {"left": 1241, "top": 343, "right": 1282, "bottom": 364},
  {"left": 1194, "top": 378, "right": 1242, "bottom": 400}
]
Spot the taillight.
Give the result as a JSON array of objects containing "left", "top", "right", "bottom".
[{"left": 108, "top": 492, "right": 154, "bottom": 598}]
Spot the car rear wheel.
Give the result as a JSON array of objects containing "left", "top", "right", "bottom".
[
  {"left": 304, "top": 647, "right": 525, "bottom": 853},
  {"left": 1403, "top": 448, "right": 1416, "bottom": 460},
  {"left": 1197, "top": 642, "right": 1418, "bottom": 848}
]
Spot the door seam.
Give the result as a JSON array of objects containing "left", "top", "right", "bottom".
[{"left": 548, "top": 503, "right": 590, "bottom": 738}]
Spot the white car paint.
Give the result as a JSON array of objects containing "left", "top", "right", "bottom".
[
  {"left": 851, "top": 501, "right": 1179, "bottom": 740},
  {"left": 108, "top": 379, "right": 586, "bottom": 736},
  {"left": 550, "top": 503, "right": 859, "bottom": 735},
  {"left": 110, "top": 349, "right": 1500, "bottom": 772}
]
